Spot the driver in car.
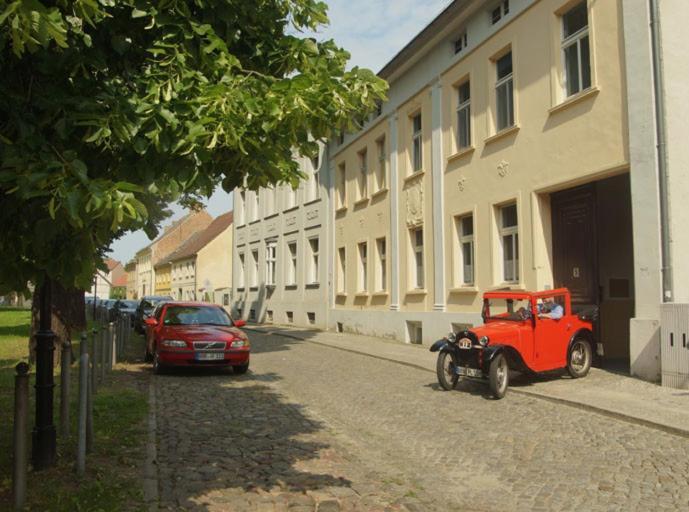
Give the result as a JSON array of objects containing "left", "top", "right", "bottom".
[{"left": 538, "top": 297, "right": 564, "bottom": 319}]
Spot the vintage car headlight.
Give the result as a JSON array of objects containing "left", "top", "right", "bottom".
[
  {"left": 229, "top": 339, "right": 248, "bottom": 348},
  {"left": 479, "top": 336, "right": 489, "bottom": 347},
  {"left": 446, "top": 332, "right": 457, "bottom": 343},
  {"left": 162, "top": 339, "right": 186, "bottom": 348}
]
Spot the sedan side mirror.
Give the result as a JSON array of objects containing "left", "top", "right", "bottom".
[
  {"left": 234, "top": 319, "right": 246, "bottom": 328},
  {"left": 145, "top": 317, "right": 158, "bottom": 327}
]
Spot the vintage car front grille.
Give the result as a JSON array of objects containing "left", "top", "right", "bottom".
[
  {"left": 192, "top": 341, "right": 226, "bottom": 350},
  {"left": 456, "top": 347, "right": 482, "bottom": 369}
]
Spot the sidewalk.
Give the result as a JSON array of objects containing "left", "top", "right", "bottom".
[{"left": 246, "top": 324, "right": 689, "bottom": 438}]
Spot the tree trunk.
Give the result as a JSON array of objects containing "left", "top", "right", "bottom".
[{"left": 30, "top": 280, "right": 86, "bottom": 365}]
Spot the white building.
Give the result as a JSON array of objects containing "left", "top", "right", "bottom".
[{"left": 232, "top": 144, "right": 329, "bottom": 328}]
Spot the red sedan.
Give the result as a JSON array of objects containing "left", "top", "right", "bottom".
[{"left": 144, "top": 302, "right": 249, "bottom": 374}]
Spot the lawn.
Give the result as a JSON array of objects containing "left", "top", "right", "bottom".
[{"left": 0, "top": 307, "right": 149, "bottom": 511}]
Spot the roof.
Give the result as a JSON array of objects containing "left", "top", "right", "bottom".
[
  {"left": 164, "top": 211, "right": 233, "bottom": 264},
  {"left": 104, "top": 258, "right": 121, "bottom": 271},
  {"left": 136, "top": 211, "right": 210, "bottom": 255}
]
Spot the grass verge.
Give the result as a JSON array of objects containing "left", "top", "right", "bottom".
[{"left": 0, "top": 307, "right": 150, "bottom": 511}]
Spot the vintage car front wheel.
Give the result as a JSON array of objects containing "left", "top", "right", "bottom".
[
  {"left": 436, "top": 351, "right": 459, "bottom": 390},
  {"left": 567, "top": 339, "right": 592, "bottom": 378},
  {"left": 489, "top": 353, "right": 509, "bottom": 399}
]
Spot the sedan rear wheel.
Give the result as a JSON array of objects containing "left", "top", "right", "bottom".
[
  {"left": 567, "top": 339, "right": 592, "bottom": 378},
  {"left": 489, "top": 353, "right": 509, "bottom": 399},
  {"left": 436, "top": 351, "right": 459, "bottom": 391}
]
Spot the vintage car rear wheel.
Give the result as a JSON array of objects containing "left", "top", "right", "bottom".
[
  {"left": 436, "top": 351, "right": 459, "bottom": 390},
  {"left": 489, "top": 354, "right": 509, "bottom": 399},
  {"left": 567, "top": 338, "right": 592, "bottom": 378}
]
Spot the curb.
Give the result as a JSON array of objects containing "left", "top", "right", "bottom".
[
  {"left": 143, "top": 379, "right": 159, "bottom": 511},
  {"left": 248, "top": 326, "right": 689, "bottom": 440}
]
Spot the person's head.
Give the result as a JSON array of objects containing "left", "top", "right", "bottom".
[{"left": 543, "top": 297, "right": 554, "bottom": 304}]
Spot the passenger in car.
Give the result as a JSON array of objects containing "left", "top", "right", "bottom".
[{"left": 538, "top": 297, "right": 564, "bottom": 319}]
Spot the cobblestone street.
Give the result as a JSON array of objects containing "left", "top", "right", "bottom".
[{"left": 154, "top": 331, "right": 689, "bottom": 511}]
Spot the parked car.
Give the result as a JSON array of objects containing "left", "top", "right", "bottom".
[
  {"left": 135, "top": 295, "right": 172, "bottom": 333},
  {"left": 430, "top": 288, "right": 599, "bottom": 399},
  {"left": 113, "top": 299, "right": 138, "bottom": 322},
  {"left": 143, "top": 302, "right": 248, "bottom": 374}
]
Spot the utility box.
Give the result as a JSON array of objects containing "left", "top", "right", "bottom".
[{"left": 660, "top": 304, "right": 689, "bottom": 389}]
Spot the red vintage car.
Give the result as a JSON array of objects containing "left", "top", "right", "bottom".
[
  {"left": 144, "top": 302, "right": 249, "bottom": 374},
  {"left": 430, "top": 288, "right": 598, "bottom": 399}
]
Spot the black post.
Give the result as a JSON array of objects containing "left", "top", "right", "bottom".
[
  {"left": 92, "top": 275, "right": 97, "bottom": 321},
  {"left": 32, "top": 278, "right": 57, "bottom": 470}
]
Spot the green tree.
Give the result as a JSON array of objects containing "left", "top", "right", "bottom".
[{"left": 0, "top": 0, "right": 387, "bottom": 293}]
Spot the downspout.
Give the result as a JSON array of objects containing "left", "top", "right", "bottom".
[{"left": 649, "top": 0, "right": 673, "bottom": 302}]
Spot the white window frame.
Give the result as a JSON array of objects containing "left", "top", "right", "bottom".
[
  {"left": 411, "top": 228, "right": 424, "bottom": 289},
  {"left": 499, "top": 203, "right": 519, "bottom": 283},
  {"left": 456, "top": 80, "right": 471, "bottom": 150},
  {"left": 376, "top": 237, "right": 387, "bottom": 292},
  {"left": 250, "top": 249, "right": 259, "bottom": 288},
  {"left": 308, "top": 237, "right": 319, "bottom": 284},
  {"left": 357, "top": 148, "right": 368, "bottom": 200},
  {"left": 561, "top": 2, "right": 590, "bottom": 98},
  {"left": 453, "top": 31, "right": 468, "bottom": 54},
  {"left": 358, "top": 242, "right": 368, "bottom": 292},
  {"left": 337, "top": 163, "right": 346, "bottom": 208},
  {"left": 495, "top": 51, "right": 514, "bottom": 132},
  {"left": 411, "top": 113, "right": 422, "bottom": 173},
  {"left": 286, "top": 241, "right": 298, "bottom": 286},
  {"left": 491, "top": 0, "right": 510, "bottom": 24},
  {"left": 265, "top": 242, "right": 276, "bottom": 286},
  {"left": 455, "top": 214, "right": 475, "bottom": 286},
  {"left": 375, "top": 137, "right": 386, "bottom": 191}
]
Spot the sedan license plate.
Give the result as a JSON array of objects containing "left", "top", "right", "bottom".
[
  {"left": 457, "top": 366, "right": 483, "bottom": 378},
  {"left": 195, "top": 352, "right": 224, "bottom": 361}
]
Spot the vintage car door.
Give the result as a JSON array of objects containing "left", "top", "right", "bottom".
[{"left": 533, "top": 315, "right": 571, "bottom": 371}]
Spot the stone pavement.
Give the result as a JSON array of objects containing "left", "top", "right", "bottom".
[{"left": 245, "top": 324, "right": 689, "bottom": 438}]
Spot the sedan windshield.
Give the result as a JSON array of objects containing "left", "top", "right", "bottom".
[
  {"left": 163, "top": 306, "right": 232, "bottom": 326},
  {"left": 482, "top": 298, "right": 532, "bottom": 322}
]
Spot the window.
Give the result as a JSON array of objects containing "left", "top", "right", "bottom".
[
  {"left": 310, "top": 153, "right": 320, "bottom": 201},
  {"left": 411, "top": 113, "right": 422, "bottom": 173},
  {"left": 237, "top": 253, "right": 245, "bottom": 288},
  {"left": 311, "top": 153, "right": 319, "bottom": 171},
  {"left": 337, "top": 130, "right": 344, "bottom": 145},
  {"left": 223, "top": 293, "right": 229, "bottom": 306},
  {"left": 407, "top": 321, "right": 423, "bottom": 345},
  {"left": 562, "top": 2, "right": 590, "bottom": 97},
  {"left": 239, "top": 190, "right": 246, "bottom": 224},
  {"left": 250, "top": 249, "right": 259, "bottom": 288},
  {"left": 266, "top": 187, "right": 276, "bottom": 216},
  {"left": 376, "top": 237, "right": 387, "bottom": 291},
  {"left": 357, "top": 148, "right": 368, "bottom": 200},
  {"left": 337, "top": 163, "right": 346, "bottom": 208},
  {"left": 454, "top": 31, "right": 468, "bottom": 54},
  {"left": 266, "top": 242, "right": 276, "bottom": 286},
  {"left": 307, "top": 312, "right": 316, "bottom": 325},
  {"left": 411, "top": 228, "right": 424, "bottom": 289},
  {"left": 456, "top": 81, "right": 471, "bottom": 149},
  {"left": 337, "top": 247, "right": 346, "bottom": 293},
  {"left": 358, "top": 242, "right": 368, "bottom": 292},
  {"left": 251, "top": 192, "right": 259, "bottom": 221},
  {"left": 500, "top": 204, "right": 519, "bottom": 283},
  {"left": 455, "top": 214, "right": 474, "bottom": 286},
  {"left": 287, "top": 242, "right": 297, "bottom": 286},
  {"left": 491, "top": 0, "right": 509, "bottom": 24},
  {"left": 266, "top": 310, "right": 273, "bottom": 322},
  {"left": 375, "top": 137, "right": 386, "bottom": 191},
  {"left": 495, "top": 51, "right": 514, "bottom": 131},
  {"left": 308, "top": 237, "right": 319, "bottom": 284},
  {"left": 286, "top": 311, "right": 294, "bottom": 323},
  {"left": 286, "top": 185, "right": 297, "bottom": 209}
]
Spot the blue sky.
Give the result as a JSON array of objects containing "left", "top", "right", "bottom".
[{"left": 108, "top": 0, "right": 451, "bottom": 264}]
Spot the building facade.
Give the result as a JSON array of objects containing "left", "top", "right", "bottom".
[
  {"left": 232, "top": 146, "right": 329, "bottom": 327},
  {"left": 125, "top": 260, "right": 138, "bottom": 299},
  {"left": 327, "top": 0, "right": 687, "bottom": 382}
]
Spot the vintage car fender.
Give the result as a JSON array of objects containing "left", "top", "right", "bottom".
[
  {"left": 567, "top": 328, "right": 596, "bottom": 358},
  {"left": 481, "top": 344, "right": 532, "bottom": 374},
  {"left": 429, "top": 338, "right": 460, "bottom": 357}
]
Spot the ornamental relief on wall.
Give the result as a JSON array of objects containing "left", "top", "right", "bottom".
[{"left": 405, "top": 179, "right": 424, "bottom": 228}]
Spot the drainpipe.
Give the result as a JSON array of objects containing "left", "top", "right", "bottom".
[{"left": 649, "top": 0, "right": 673, "bottom": 302}]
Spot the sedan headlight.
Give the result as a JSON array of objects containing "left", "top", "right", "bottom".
[
  {"left": 446, "top": 332, "right": 457, "bottom": 343},
  {"left": 162, "top": 339, "right": 187, "bottom": 348},
  {"left": 229, "top": 339, "right": 248, "bottom": 348},
  {"left": 479, "top": 336, "right": 489, "bottom": 347}
]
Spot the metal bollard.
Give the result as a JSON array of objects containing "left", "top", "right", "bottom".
[
  {"left": 76, "top": 335, "right": 89, "bottom": 476},
  {"left": 59, "top": 340, "right": 72, "bottom": 438},
  {"left": 13, "top": 363, "right": 29, "bottom": 510},
  {"left": 91, "top": 328, "right": 98, "bottom": 395},
  {"left": 110, "top": 322, "right": 116, "bottom": 367}
]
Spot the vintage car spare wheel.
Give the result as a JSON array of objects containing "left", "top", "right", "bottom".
[
  {"left": 489, "top": 353, "right": 509, "bottom": 399},
  {"left": 436, "top": 351, "right": 459, "bottom": 391},
  {"left": 567, "top": 338, "right": 592, "bottom": 378}
]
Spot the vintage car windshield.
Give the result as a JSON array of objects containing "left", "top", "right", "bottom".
[
  {"left": 163, "top": 306, "right": 232, "bottom": 326},
  {"left": 482, "top": 298, "right": 532, "bottom": 322}
]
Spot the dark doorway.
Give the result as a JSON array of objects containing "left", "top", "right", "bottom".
[{"left": 551, "top": 175, "right": 634, "bottom": 370}]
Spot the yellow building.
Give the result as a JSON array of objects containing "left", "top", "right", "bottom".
[
  {"left": 329, "top": 0, "right": 658, "bottom": 374},
  {"left": 154, "top": 262, "right": 172, "bottom": 296}
]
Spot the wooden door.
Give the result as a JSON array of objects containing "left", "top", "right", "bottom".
[{"left": 551, "top": 185, "right": 598, "bottom": 306}]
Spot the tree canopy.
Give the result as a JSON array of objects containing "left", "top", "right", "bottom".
[{"left": 0, "top": 0, "right": 387, "bottom": 293}]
